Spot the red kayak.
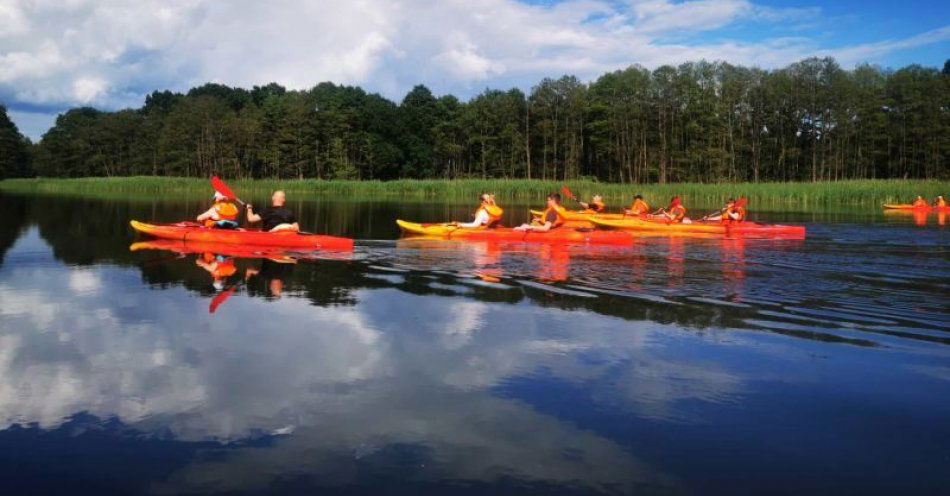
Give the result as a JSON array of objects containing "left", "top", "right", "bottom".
[{"left": 131, "top": 221, "right": 354, "bottom": 250}]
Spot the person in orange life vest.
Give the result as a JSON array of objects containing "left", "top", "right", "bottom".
[
  {"left": 197, "top": 191, "right": 240, "bottom": 229},
  {"left": 933, "top": 196, "right": 946, "bottom": 207},
  {"left": 195, "top": 252, "right": 237, "bottom": 290},
  {"left": 514, "top": 193, "right": 568, "bottom": 232},
  {"left": 578, "top": 195, "right": 606, "bottom": 213},
  {"left": 451, "top": 193, "right": 504, "bottom": 228},
  {"left": 625, "top": 195, "right": 650, "bottom": 216},
  {"left": 657, "top": 197, "right": 687, "bottom": 223},
  {"left": 704, "top": 198, "right": 746, "bottom": 223},
  {"left": 912, "top": 196, "right": 928, "bottom": 207}
]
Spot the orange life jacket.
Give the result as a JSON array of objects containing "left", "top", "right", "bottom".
[
  {"left": 936, "top": 198, "right": 947, "bottom": 207},
  {"left": 204, "top": 201, "right": 239, "bottom": 227},
  {"left": 213, "top": 259, "right": 237, "bottom": 279},
  {"left": 476, "top": 203, "right": 504, "bottom": 227},
  {"left": 629, "top": 199, "right": 650, "bottom": 215},
  {"left": 669, "top": 205, "right": 687, "bottom": 223},
  {"left": 542, "top": 204, "right": 568, "bottom": 228},
  {"left": 913, "top": 198, "right": 928, "bottom": 207},
  {"left": 721, "top": 206, "right": 746, "bottom": 223}
]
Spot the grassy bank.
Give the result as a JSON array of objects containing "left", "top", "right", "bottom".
[{"left": 1, "top": 177, "right": 947, "bottom": 206}]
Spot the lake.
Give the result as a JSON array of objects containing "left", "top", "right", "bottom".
[{"left": 1, "top": 192, "right": 948, "bottom": 495}]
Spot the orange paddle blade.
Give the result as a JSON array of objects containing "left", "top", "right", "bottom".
[
  {"left": 211, "top": 176, "right": 237, "bottom": 200},
  {"left": 561, "top": 185, "right": 575, "bottom": 199},
  {"left": 736, "top": 197, "right": 748, "bottom": 208}
]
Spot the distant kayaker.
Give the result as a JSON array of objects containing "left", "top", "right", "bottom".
[
  {"left": 913, "top": 196, "right": 928, "bottom": 207},
  {"left": 704, "top": 198, "right": 746, "bottom": 223},
  {"left": 246, "top": 190, "right": 299, "bottom": 232},
  {"left": 625, "top": 195, "right": 650, "bottom": 216},
  {"left": 451, "top": 193, "right": 504, "bottom": 228},
  {"left": 656, "top": 197, "right": 687, "bottom": 223},
  {"left": 515, "top": 193, "right": 567, "bottom": 232},
  {"left": 578, "top": 195, "right": 606, "bottom": 213},
  {"left": 197, "top": 192, "right": 240, "bottom": 229},
  {"left": 934, "top": 196, "right": 946, "bottom": 207}
]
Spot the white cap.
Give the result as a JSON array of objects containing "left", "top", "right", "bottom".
[
  {"left": 213, "top": 191, "right": 227, "bottom": 200},
  {"left": 213, "top": 280, "right": 225, "bottom": 291}
]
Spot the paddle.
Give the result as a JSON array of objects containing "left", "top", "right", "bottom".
[
  {"left": 209, "top": 285, "right": 237, "bottom": 314},
  {"left": 211, "top": 176, "right": 246, "bottom": 206}
]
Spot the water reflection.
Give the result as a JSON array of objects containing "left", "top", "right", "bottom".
[{"left": 2, "top": 193, "right": 950, "bottom": 494}]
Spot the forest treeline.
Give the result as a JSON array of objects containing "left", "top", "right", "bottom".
[{"left": 1, "top": 57, "right": 948, "bottom": 182}]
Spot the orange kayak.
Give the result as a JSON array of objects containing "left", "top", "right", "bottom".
[
  {"left": 396, "top": 220, "right": 635, "bottom": 245},
  {"left": 130, "top": 221, "right": 354, "bottom": 250},
  {"left": 589, "top": 217, "right": 806, "bottom": 238}
]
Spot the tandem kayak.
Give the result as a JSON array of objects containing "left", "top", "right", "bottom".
[
  {"left": 396, "top": 220, "right": 635, "bottom": 245},
  {"left": 883, "top": 204, "right": 950, "bottom": 212},
  {"left": 529, "top": 209, "right": 626, "bottom": 221},
  {"left": 588, "top": 217, "right": 806, "bottom": 238},
  {"left": 130, "top": 221, "right": 354, "bottom": 250}
]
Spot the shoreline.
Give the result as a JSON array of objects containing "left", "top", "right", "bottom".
[{"left": 1, "top": 177, "right": 947, "bottom": 206}]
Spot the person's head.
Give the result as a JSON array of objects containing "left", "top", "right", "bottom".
[
  {"left": 916, "top": 195, "right": 924, "bottom": 200},
  {"left": 480, "top": 193, "right": 491, "bottom": 203},
  {"left": 547, "top": 193, "right": 562, "bottom": 207},
  {"left": 270, "top": 278, "right": 284, "bottom": 298},
  {"left": 592, "top": 195, "right": 603, "bottom": 203},
  {"left": 488, "top": 193, "right": 496, "bottom": 204},
  {"left": 213, "top": 191, "right": 228, "bottom": 202},
  {"left": 213, "top": 279, "right": 225, "bottom": 291},
  {"left": 634, "top": 194, "right": 643, "bottom": 201},
  {"left": 726, "top": 198, "right": 736, "bottom": 207},
  {"left": 271, "top": 190, "right": 286, "bottom": 207},
  {"left": 669, "top": 196, "right": 682, "bottom": 208}
]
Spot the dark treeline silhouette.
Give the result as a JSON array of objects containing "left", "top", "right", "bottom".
[{"left": 3, "top": 57, "right": 949, "bottom": 182}]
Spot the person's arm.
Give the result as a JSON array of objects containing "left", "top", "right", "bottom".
[
  {"left": 578, "top": 201, "right": 590, "bottom": 210},
  {"left": 246, "top": 205, "right": 262, "bottom": 224},
  {"left": 457, "top": 210, "right": 489, "bottom": 228},
  {"left": 197, "top": 206, "right": 216, "bottom": 222}
]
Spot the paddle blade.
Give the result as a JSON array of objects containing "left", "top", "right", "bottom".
[
  {"left": 209, "top": 286, "right": 237, "bottom": 313},
  {"left": 561, "top": 185, "right": 575, "bottom": 200},
  {"left": 211, "top": 176, "right": 237, "bottom": 200},
  {"left": 736, "top": 197, "right": 748, "bottom": 208}
]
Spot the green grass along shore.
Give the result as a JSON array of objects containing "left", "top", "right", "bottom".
[{"left": 2, "top": 177, "right": 947, "bottom": 206}]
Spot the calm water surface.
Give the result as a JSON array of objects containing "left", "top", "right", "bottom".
[{"left": 1, "top": 193, "right": 948, "bottom": 495}]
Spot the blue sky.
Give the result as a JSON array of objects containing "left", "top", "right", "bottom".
[{"left": 1, "top": 0, "right": 947, "bottom": 141}]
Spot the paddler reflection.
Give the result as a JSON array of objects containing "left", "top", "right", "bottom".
[
  {"left": 195, "top": 252, "right": 238, "bottom": 290},
  {"left": 245, "top": 258, "right": 296, "bottom": 298},
  {"left": 720, "top": 237, "right": 747, "bottom": 299},
  {"left": 537, "top": 243, "right": 570, "bottom": 283}
]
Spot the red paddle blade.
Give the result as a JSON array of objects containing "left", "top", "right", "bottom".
[
  {"left": 736, "top": 197, "right": 748, "bottom": 208},
  {"left": 209, "top": 286, "right": 237, "bottom": 313},
  {"left": 561, "top": 185, "right": 574, "bottom": 199},
  {"left": 211, "top": 176, "right": 237, "bottom": 200}
]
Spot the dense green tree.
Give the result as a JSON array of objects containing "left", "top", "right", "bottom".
[
  {"left": 15, "top": 58, "right": 950, "bottom": 182},
  {"left": 0, "top": 105, "right": 32, "bottom": 179}
]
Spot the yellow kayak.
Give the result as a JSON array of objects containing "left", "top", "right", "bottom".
[
  {"left": 589, "top": 217, "right": 806, "bottom": 238},
  {"left": 528, "top": 209, "right": 626, "bottom": 221},
  {"left": 396, "top": 220, "right": 635, "bottom": 244}
]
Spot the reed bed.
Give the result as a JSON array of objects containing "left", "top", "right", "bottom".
[{"left": 1, "top": 177, "right": 947, "bottom": 206}]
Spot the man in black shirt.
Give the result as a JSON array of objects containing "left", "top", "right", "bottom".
[{"left": 246, "top": 190, "right": 300, "bottom": 232}]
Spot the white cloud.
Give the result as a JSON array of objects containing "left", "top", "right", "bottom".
[{"left": 0, "top": 0, "right": 947, "bottom": 140}]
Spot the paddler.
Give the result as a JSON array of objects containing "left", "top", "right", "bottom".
[
  {"left": 246, "top": 190, "right": 299, "bottom": 232},
  {"left": 451, "top": 193, "right": 504, "bottom": 228},
  {"left": 703, "top": 198, "right": 746, "bottom": 223},
  {"left": 197, "top": 191, "right": 240, "bottom": 229},
  {"left": 514, "top": 193, "right": 567, "bottom": 233},
  {"left": 933, "top": 196, "right": 946, "bottom": 207},
  {"left": 655, "top": 197, "right": 687, "bottom": 223},
  {"left": 912, "top": 196, "right": 928, "bottom": 207},
  {"left": 624, "top": 194, "right": 650, "bottom": 216},
  {"left": 578, "top": 195, "right": 606, "bottom": 213}
]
